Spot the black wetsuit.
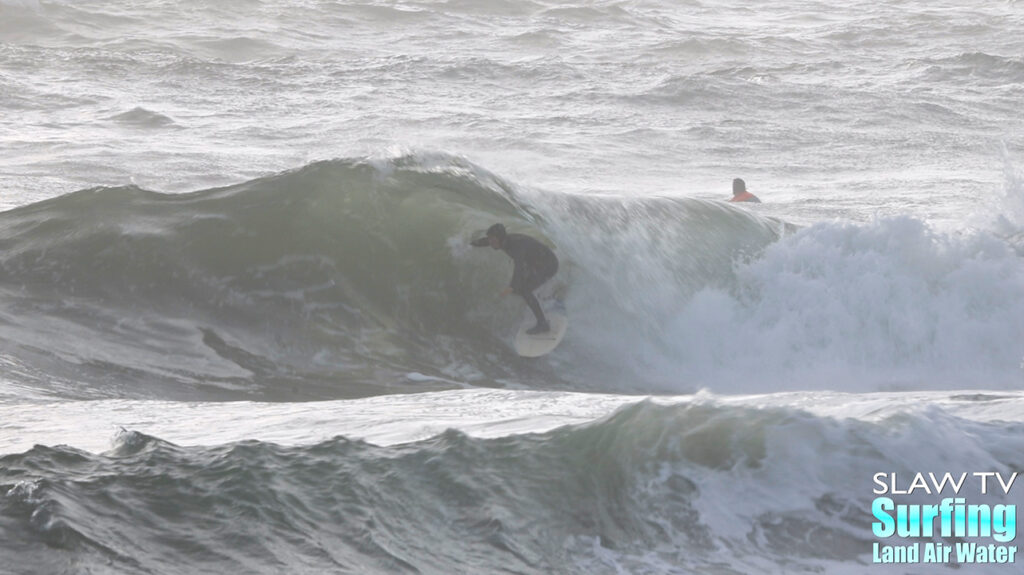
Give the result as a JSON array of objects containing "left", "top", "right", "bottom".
[{"left": 473, "top": 233, "right": 559, "bottom": 325}]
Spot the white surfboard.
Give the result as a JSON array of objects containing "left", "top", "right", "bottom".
[{"left": 514, "top": 311, "right": 568, "bottom": 357}]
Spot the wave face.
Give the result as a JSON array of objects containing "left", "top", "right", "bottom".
[
  {"left": 2, "top": 396, "right": 1022, "bottom": 575},
  {"left": 3, "top": 154, "right": 1024, "bottom": 399},
  {"left": 0, "top": 155, "right": 784, "bottom": 399}
]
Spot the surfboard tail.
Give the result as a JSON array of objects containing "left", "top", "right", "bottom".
[{"left": 514, "top": 312, "right": 569, "bottom": 357}]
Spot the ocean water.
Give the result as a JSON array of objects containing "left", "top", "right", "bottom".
[{"left": 2, "top": 1, "right": 1024, "bottom": 573}]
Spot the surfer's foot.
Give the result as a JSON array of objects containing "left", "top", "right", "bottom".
[{"left": 526, "top": 321, "right": 550, "bottom": 335}]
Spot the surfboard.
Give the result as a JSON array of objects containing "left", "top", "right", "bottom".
[{"left": 514, "top": 310, "right": 568, "bottom": 357}]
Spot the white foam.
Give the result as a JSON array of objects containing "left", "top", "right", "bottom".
[{"left": 656, "top": 216, "right": 1024, "bottom": 392}]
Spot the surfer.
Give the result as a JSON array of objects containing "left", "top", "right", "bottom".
[
  {"left": 728, "top": 178, "right": 761, "bottom": 203},
  {"left": 471, "top": 223, "right": 558, "bottom": 334}
]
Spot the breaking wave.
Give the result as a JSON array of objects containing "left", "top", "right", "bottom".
[{"left": 1, "top": 154, "right": 1021, "bottom": 399}]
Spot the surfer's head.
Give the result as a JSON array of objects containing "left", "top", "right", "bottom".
[
  {"left": 485, "top": 223, "right": 506, "bottom": 249},
  {"left": 732, "top": 178, "right": 746, "bottom": 196}
]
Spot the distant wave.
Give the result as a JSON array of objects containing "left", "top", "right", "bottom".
[
  {"left": 914, "top": 52, "right": 1024, "bottom": 86},
  {"left": 107, "top": 106, "right": 176, "bottom": 128}
]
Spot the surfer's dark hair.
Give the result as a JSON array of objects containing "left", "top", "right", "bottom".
[
  {"left": 733, "top": 178, "right": 746, "bottom": 194},
  {"left": 486, "top": 223, "right": 507, "bottom": 240}
]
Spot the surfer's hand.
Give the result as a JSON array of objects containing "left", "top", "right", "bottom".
[{"left": 500, "top": 287, "right": 513, "bottom": 297}]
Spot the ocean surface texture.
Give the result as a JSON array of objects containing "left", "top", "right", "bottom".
[{"left": 2, "top": 1, "right": 1023, "bottom": 573}]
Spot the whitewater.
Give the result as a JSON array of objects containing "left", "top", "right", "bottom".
[{"left": 2, "top": 1, "right": 1024, "bottom": 574}]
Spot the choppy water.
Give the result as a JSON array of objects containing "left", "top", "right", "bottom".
[{"left": 2, "top": 1, "right": 1024, "bottom": 573}]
